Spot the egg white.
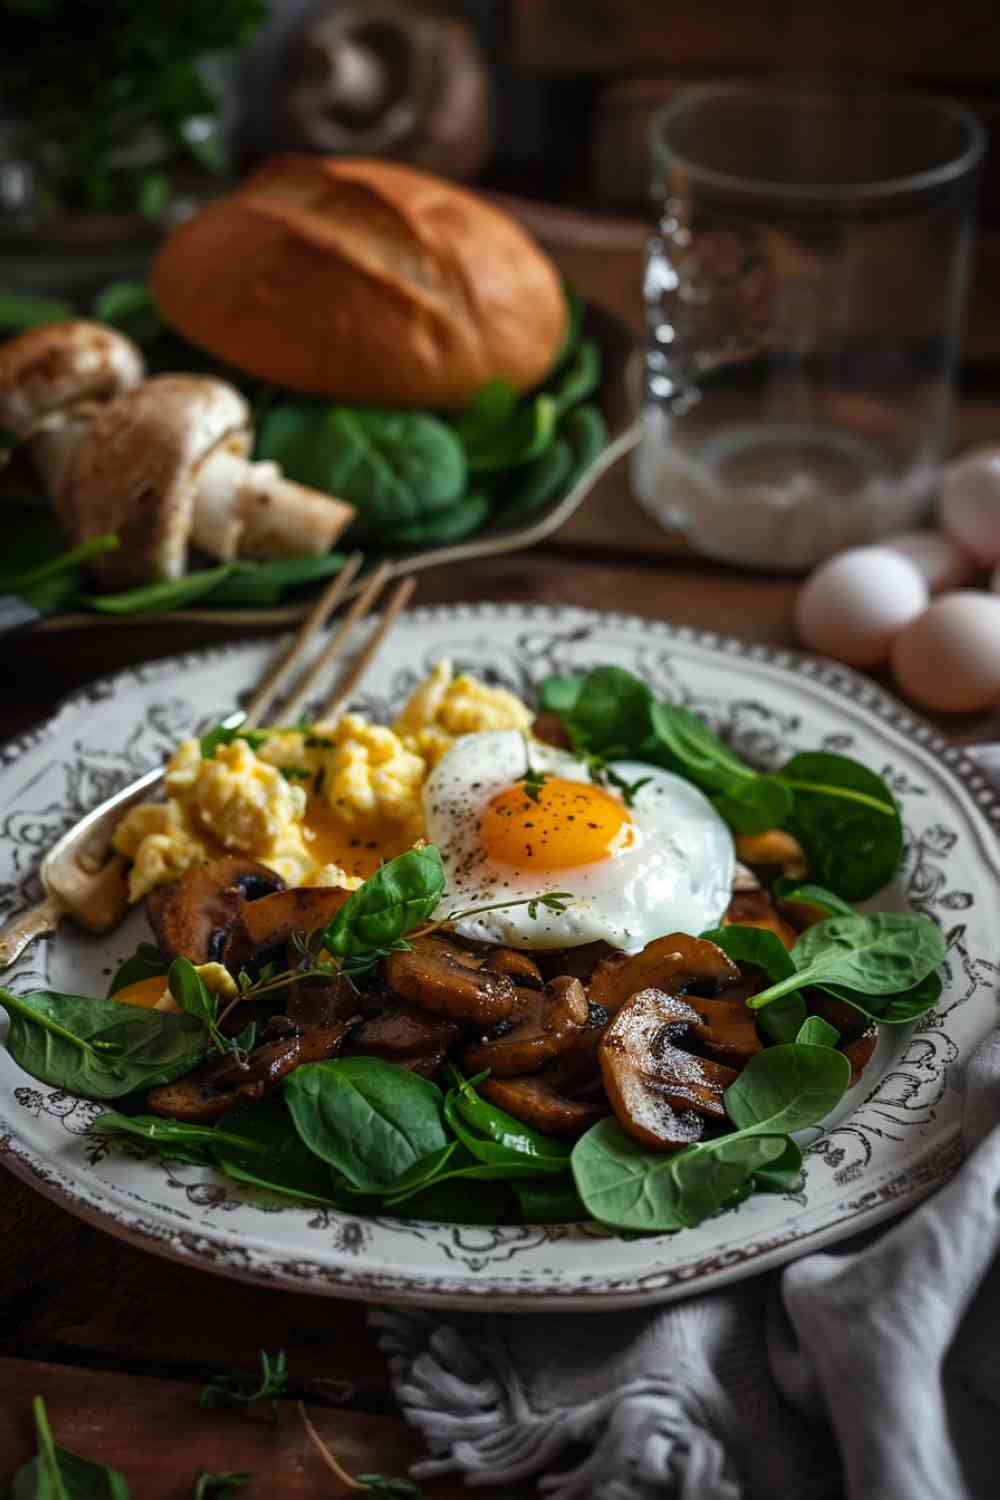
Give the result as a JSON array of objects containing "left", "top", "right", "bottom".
[{"left": 422, "top": 730, "right": 735, "bottom": 952}]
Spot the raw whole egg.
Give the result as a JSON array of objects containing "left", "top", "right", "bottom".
[
  {"left": 890, "top": 591, "right": 1000, "bottom": 713},
  {"left": 422, "top": 730, "right": 735, "bottom": 951},
  {"left": 795, "top": 546, "right": 929, "bottom": 668}
]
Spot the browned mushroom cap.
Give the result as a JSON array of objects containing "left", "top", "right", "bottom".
[
  {"left": 483, "top": 947, "right": 544, "bottom": 988},
  {"left": 462, "top": 975, "right": 588, "bottom": 1077},
  {"left": 734, "top": 829, "right": 808, "bottom": 882},
  {"left": 539, "top": 1001, "right": 608, "bottom": 1097},
  {"left": 383, "top": 936, "right": 516, "bottom": 1025},
  {"left": 686, "top": 995, "right": 763, "bottom": 1067},
  {"left": 599, "top": 988, "right": 722, "bottom": 1151},
  {"left": 284, "top": 972, "right": 359, "bottom": 1029},
  {"left": 62, "top": 374, "right": 252, "bottom": 587},
  {"left": 146, "top": 856, "right": 285, "bottom": 964},
  {"left": 346, "top": 1002, "right": 462, "bottom": 1076},
  {"left": 589, "top": 934, "right": 741, "bottom": 1016},
  {"left": 480, "top": 1075, "right": 607, "bottom": 1138},
  {"left": 0, "top": 320, "right": 144, "bottom": 438}
]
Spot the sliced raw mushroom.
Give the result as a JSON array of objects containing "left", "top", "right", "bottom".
[
  {"left": 346, "top": 1002, "right": 462, "bottom": 1076},
  {"left": 146, "top": 856, "right": 285, "bottom": 964},
  {"left": 145, "top": 1018, "right": 351, "bottom": 1121},
  {"left": 462, "top": 975, "right": 588, "bottom": 1077},
  {"left": 589, "top": 933, "right": 741, "bottom": 1015},
  {"left": 722, "top": 886, "right": 798, "bottom": 950},
  {"left": 686, "top": 995, "right": 763, "bottom": 1067},
  {"left": 0, "top": 320, "right": 144, "bottom": 501},
  {"left": 58, "top": 374, "right": 353, "bottom": 586},
  {"left": 479, "top": 1075, "right": 607, "bottom": 1138},
  {"left": 734, "top": 829, "right": 808, "bottom": 881},
  {"left": 598, "top": 988, "right": 707, "bottom": 1151},
  {"left": 383, "top": 936, "right": 516, "bottom": 1025}
]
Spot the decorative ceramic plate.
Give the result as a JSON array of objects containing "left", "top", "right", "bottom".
[{"left": 2, "top": 605, "right": 998, "bottom": 1310}]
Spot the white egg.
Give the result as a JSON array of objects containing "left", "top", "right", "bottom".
[
  {"left": 422, "top": 730, "right": 735, "bottom": 953},
  {"left": 882, "top": 529, "right": 972, "bottom": 594},
  {"left": 940, "top": 447, "right": 1000, "bottom": 567},
  {"left": 890, "top": 590, "right": 1000, "bottom": 713},
  {"left": 795, "top": 546, "right": 929, "bottom": 668}
]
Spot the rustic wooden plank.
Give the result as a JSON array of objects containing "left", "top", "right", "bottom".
[
  {"left": 0, "top": 1171, "right": 394, "bottom": 1394},
  {"left": 511, "top": 0, "right": 1000, "bottom": 78},
  {"left": 0, "top": 1357, "right": 513, "bottom": 1497}
]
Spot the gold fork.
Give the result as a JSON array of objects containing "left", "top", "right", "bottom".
[{"left": 0, "top": 555, "right": 416, "bottom": 968}]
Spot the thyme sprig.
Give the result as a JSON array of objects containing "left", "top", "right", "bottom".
[{"left": 199, "top": 1349, "right": 287, "bottom": 1421}]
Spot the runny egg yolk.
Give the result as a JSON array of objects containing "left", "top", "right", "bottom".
[
  {"left": 480, "top": 777, "right": 634, "bottom": 870},
  {"left": 302, "top": 797, "right": 400, "bottom": 880}
]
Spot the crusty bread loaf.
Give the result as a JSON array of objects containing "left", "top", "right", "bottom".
[{"left": 151, "top": 156, "right": 567, "bottom": 410}]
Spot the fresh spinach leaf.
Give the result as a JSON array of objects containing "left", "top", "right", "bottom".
[
  {"left": 699, "top": 924, "right": 804, "bottom": 1043},
  {"left": 377, "top": 489, "right": 491, "bottom": 549},
  {"left": 723, "top": 1043, "right": 851, "bottom": 1135},
  {"left": 513, "top": 1179, "right": 589, "bottom": 1223},
  {"left": 199, "top": 723, "right": 269, "bottom": 759},
  {"left": 91, "top": 1111, "right": 267, "bottom": 1157},
  {"left": 464, "top": 394, "right": 558, "bottom": 475},
  {"left": 746, "top": 913, "right": 945, "bottom": 1012},
  {"left": 545, "top": 337, "right": 601, "bottom": 416},
  {"left": 560, "top": 403, "right": 608, "bottom": 475},
  {"left": 551, "top": 280, "right": 584, "bottom": 370},
  {"left": 649, "top": 701, "right": 757, "bottom": 794},
  {"left": 751, "top": 1137, "right": 803, "bottom": 1193},
  {"left": 107, "top": 943, "right": 170, "bottom": 997},
  {"left": 213, "top": 1097, "right": 338, "bottom": 1205},
  {"left": 203, "top": 551, "right": 348, "bottom": 607},
  {"left": 818, "top": 968, "right": 943, "bottom": 1026},
  {"left": 321, "top": 845, "right": 445, "bottom": 960},
  {"left": 779, "top": 751, "right": 903, "bottom": 901},
  {"left": 82, "top": 564, "right": 238, "bottom": 615},
  {"left": 670, "top": 1133, "right": 788, "bottom": 1228},
  {"left": 538, "top": 675, "right": 583, "bottom": 716},
  {"left": 0, "top": 988, "right": 207, "bottom": 1099},
  {"left": 771, "top": 879, "right": 855, "bottom": 920},
  {"left": 254, "top": 398, "right": 321, "bottom": 463},
  {"left": 712, "top": 774, "right": 794, "bottom": 835},
  {"left": 12, "top": 1394, "right": 130, "bottom": 1499},
  {"left": 284, "top": 1058, "right": 448, "bottom": 1191},
  {"left": 91, "top": 280, "right": 163, "bottom": 346},
  {"left": 262, "top": 406, "right": 466, "bottom": 534},
  {"left": 571, "top": 1117, "right": 684, "bottom": 1232},
  {"left": 383, "top": 1172, "right": 511, "bottom": 1225},
  {"left": 0, "top": 290, "right": 75, "bottom": 329},
  {"left": 494, "top": 436, "right": 573, "bottom": 523},
  {"left": 564, "top": 665, "right": 654, "bottom": 757},
  {"left": 449, "top": 379, "right": 519, "bottom": 452},
  {"left": 0, "top": 532, "right": 118, "bottom": 596},
  {"left": 795, "top": 1016, "right": 840, "bottom": 1047}
]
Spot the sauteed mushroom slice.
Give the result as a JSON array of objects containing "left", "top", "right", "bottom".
[
  {"left": 540, "top": 1001, "right": 608, "bottom": 1097},
  {"left": 286, "top": 972, "right": 359, "bottom": 1028},
  {"left": 146, "top": 857, "right": 285, "bottom": 964},
  {"left": 146, "top": 1034, "right": 303, "bottom": 1122},
  {"left": 722, "top": 887, "right": 798, "bottom": 950},
  {"left": 599, "top": 988, "right": 735, "bottom": 1150},
  {"left": 347, "top": 1002, "right": 461, "bottom": 1076},
  {"left": 734, "top": 829, "right": 808, "bottom": 881},
  {"left": 536, "top": 940, "right": 616, "bottom": 984},
  {"left": 145, "top": 1020, "right": 352, "bottom": 1121},
  {"left": 384, "top": 936, "right": 516, "bottom": 1025},
  {"left": 589, "top": 934, "right": 741, "bottom": 1015},
  {"left": 483, "top": 947, "right": 544, "bottom": 988},
  {"left": 531, "top": 711, "right": 572, "bottom": 750},
  {"left": 687, "top": 996, "right": 763, "bottom": 1067},
  {"left": 222, "top": 884, "right": 352, "bottom": 972},
  {"left": 840, "top": 1027, "right": 877, "bottom": 1084},
  {"left": 462, "top": 975, "right": 588, "bottom": 1077},
  {"left": 480, "top": 1075, "right": 608, "bottom": 1138},
  {"left": 811, "top": 995, "right": 871, "bottom": 1038}
]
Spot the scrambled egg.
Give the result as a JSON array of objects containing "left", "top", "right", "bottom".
[{"left": 114, "top": 660, "right": 533, "bottom": 902}]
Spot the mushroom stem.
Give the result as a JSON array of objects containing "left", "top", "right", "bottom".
[{"left": 191, "top": 445, "right": 353, "bottom": 561}]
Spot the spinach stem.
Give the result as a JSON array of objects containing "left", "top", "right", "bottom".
[
  {"left": 778, "top": 778, "right": 895, "bottom": 815},
  {"left": 0, "top": 989, "right": 109, "bottom": 1055},
  {"left": 33, "top": 1395, "right": 69, "bottom": 1500},
  {"left": 0, "top": 532, "right": 118, "bottom": 592}
]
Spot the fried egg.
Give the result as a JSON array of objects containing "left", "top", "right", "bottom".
[{"left": 422, "top": 730, "right": 735, "bottom": 951}]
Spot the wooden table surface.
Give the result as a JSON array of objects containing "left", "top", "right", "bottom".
[{"left": 2, "top": 211, "right": 999, "bottom": 1493}]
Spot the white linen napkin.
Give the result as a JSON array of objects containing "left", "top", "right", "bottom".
[{"left": 371, "top": 746, "right": 1000, "bottom": 1500}]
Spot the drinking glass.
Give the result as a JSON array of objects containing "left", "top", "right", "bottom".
[{"left": 633, "top": 84, "right": 985, "bottom": 569}]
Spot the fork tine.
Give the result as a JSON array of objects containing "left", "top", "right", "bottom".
[
  {"left": 315, "top": 576, "right": 416, "bottom": 724},
  {"left": 276, "top": 559, "right": 394, "bottom": 727},
  {"left": 242, "top": 551, "right": 364, "bottom": 729}
]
